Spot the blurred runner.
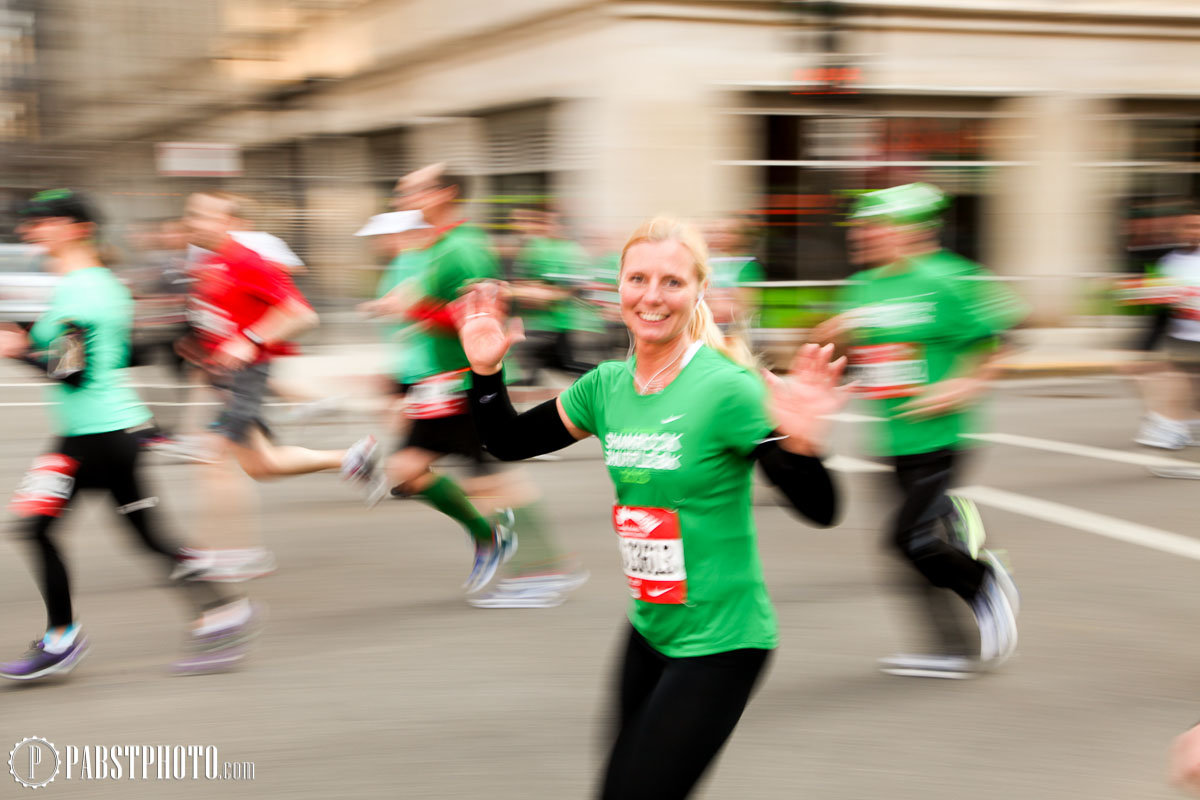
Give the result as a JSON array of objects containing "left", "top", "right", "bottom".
[
  {"left": 361, "top": 203, "right": 585, "bottom": 605},
  {"left": 178, "top": 190, "right": 385, "bottom": 582},
  {"left": 454, "top": 216, "right": 842, "bottom": 798},
  {"left": 511, "top": 209, "right": 594, "bottom": 383},
  {"left": 0, "top": 190, "right": 256, "bottom": 680},
  {"left": 1139, "top": 208, "right": 1200, "bottom": 452},
  {"left": 705, "top": 217, "right": 764, "bottom": 352},
  {"left": 812, "top": 183, "right": 1026, "bottom": 678}
]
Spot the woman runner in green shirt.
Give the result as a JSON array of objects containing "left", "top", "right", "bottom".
[
  {"left": 456, "top": 217, "right": 846, "bottom": 799},
  {"left": 0, "top": 190, "right": 255, "bottom": 681}
]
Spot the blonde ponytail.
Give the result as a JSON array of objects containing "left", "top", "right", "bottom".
[{"left": 620, "top": 216, "right": 756, "bottom": 370}]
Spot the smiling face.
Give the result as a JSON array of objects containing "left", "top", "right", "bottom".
[{"left": 619, "top": 239, "right": 706, "bottom": 348}]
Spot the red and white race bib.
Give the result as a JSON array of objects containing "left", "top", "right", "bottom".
[
  {"left": 405, "top": 369, "right": 470, "bottom": 420},
  {"left": 848, "top": 343, "right": 928, "bottom": 399},
  {"left": 613, "top": 505, "right": 686, "bottom": 604},
  {"left": 9, "top": 454, "right": 78, "bottom": 518}
]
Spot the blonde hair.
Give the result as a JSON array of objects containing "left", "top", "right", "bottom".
[{"left": 619, "top": 216, "right": 755, "bottom": 369}]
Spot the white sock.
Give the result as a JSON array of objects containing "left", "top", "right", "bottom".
[{"left": 43, "top": 623, "right": 80, "bottom": 655}]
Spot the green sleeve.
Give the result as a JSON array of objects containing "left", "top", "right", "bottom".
[
  {"left": 717, "top": 370, "right": 775, "bottom": 457},
  {"left": 560, "top": 366, "right": 602, "bottom": 435},
  {"left": 943, "top": 271, "right": 1027, "bottom": 343}
]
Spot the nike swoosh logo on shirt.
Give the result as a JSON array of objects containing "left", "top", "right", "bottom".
[
  {"left": 661, "top": 414, "right": 685, "bottom": 424},
  {"left": 480, "top": 393, "right": 498, "bottom": 404},
  {"left": 646, "top": 587, "right": 673, "bottom": 597}
]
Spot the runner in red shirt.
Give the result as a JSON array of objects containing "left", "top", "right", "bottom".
[{"left": 178, "top": 191, "right": 386, "bottom": 582}]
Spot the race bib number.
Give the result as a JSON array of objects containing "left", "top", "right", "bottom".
[
  {"left": 187, "top": 298, "right": 236, "bottom": 339},
  {"left": 848, "top": 343, "right": 928, "bottom": 399},
  {"left": 405, "top": 369, "right": 470, "bottom": 420},
  {"left": 9, "top": 454, "right": 78, "bottom": 518},
  {"left": 613, "top": 505, "right": 686, "bottom": 604}
]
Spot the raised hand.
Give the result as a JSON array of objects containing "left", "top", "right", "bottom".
[
  {"left": 764, "top": 343, "right": 851, "bottom": 456},
  {"left": 453, "top": 281, "right": 524, "bottom": 376}
]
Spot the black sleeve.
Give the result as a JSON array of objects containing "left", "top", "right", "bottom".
[
  {"left": 752, "top": 437, "right": 839, "bottom": 527},
  {"left": 17, "top": 324, "right": 87, "bottom": 388},
  {"left": 467, "top": 369, "right": 581, "bottom": 461}
]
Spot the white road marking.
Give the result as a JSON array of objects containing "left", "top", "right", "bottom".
[
  {"left": 963, "top": 431, "right": 1196, "bottom": 469},
  {"left": 954, "top": 485, "right": 1200, "bottom": 562}
]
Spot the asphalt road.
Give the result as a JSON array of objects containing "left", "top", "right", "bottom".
[{"left": 0, "top": 371, "right": 1196, "bottom": 799}]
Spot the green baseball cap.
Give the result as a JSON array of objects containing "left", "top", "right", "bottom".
[{"left": 849, "top": 183, "right": 948, "bottom": 225}]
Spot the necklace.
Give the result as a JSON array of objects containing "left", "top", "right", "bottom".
[{"left": 633, "top": 340, "right": 692, "bottom": 395}]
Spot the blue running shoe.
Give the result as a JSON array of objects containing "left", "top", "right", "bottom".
[{"left": 463, "top": 520, "right": 518, "bottom": 595}]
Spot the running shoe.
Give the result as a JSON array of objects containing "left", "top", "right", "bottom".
[
  {"left": 878, "top": 653, "right": 975, "bottom": 679},
  {"left": 1135, "top": 416, "right": 1191, "bottom": 450},
  {"left": 462, "top": 520, "right": 518, "bottom": 595},
  {"left": 170, "top": 547, "right": 277, "bottom": 582},
  {"left": 0, "top": 634, "right": 90, "bottom": 681},
  {"left": 468, "top": 584, "right": 567, "bottom": 609},
  {"left": 980, "top": 548, "right": 1020, "bottom": 617},
  {"left": 172, "top": 603, "right": 263, "bottom": 676},
  {"left": 471, "top": 570, "right": 589, "bottom": 608},
  {"left": 970, "top": 569, "right": 1018, "bottom": 667},
  {"left": 342, "top": 435, "right": 388, "bottom": 507}
]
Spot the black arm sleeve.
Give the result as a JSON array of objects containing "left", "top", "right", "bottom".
[
  {"left": 753, "top": 437, "right": 839, "bottom": 527},
  {"left": 16, "top": 324, "right": 88, "bottom": 389},
  {"left": 467, "top": 369, "right": 581, "bottom": 461}
]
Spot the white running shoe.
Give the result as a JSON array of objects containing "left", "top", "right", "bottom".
[
  {"left": 971, "top": 570, "right": 1018, "bottom": 667},
  {"left": 1135, "top": 416, "right": 1191, "bottom": 450},
  {"left": 468, "top": 584, "right": 567, "bottom": 609},
  {"left": 879, "top": 653, "right": 975, "bottom": 679},
  {"left": 342, "top": 435, "right": 388, "bottom": 506},
  {"left": 172, "top": 548, "right": 277, "bottom": 583},
  {"left": 980, "top": 549, "right": 1020, "bottom": 617}
]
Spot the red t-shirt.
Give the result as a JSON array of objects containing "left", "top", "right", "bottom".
[{"left": 187, "top": 239, "right": 307, "bottom": 361}]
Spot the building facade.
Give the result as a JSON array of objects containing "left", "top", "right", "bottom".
[{"left": 17, "top": 0, "right": 1200, "bottom": 321}]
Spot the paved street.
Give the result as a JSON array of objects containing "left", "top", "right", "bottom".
[{"left": 0, "top": 371, "right": 1197, "bottom": 798}]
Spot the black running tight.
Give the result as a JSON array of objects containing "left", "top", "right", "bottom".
[
  {"left": 599, "top": 626, "right": 770, "bottom": 800},
  {"left": 889, "top": 448, "right": 987, "bottom": 601},
  {"left": 19, "top": 429, "right": 228, "bottom": 628}
]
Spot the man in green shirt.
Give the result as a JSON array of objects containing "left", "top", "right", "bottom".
[
  {"left": 813, "top": 183, "right": 1026, "bottom": 678},
  {"left": 375, "top": 165, "right": 582, "bottom": 604}
]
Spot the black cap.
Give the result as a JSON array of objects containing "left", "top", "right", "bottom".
[{"left": 18, "top": 189, "right": 98, "bottom": 224}]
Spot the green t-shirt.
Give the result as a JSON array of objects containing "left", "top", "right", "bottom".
[
  {"left": 30, "top": 267, "right": 151, "bottom": 436},
  {"left": 376, "top": 249, "right": 433, "bottom": 382},
  {"left": 839, "top": 251, "right": 1024, "bottom": 457},
  {"left": 560, "top": 345, "right": 778, "bottom": 658},
  {"left": 515, "top": 237, "right": 589, "bottom": 332},
  {"left": 415, "top": 224, "right": 498, "bottom": 380}
]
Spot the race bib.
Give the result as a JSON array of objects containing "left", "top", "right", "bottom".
[
  {"left": 848, "top": 343, "right": 928, "bottom": 399},
  {"left": 9, "top": 454, "right": 78, "bottom": 518},
  {"left": 405, "top": 369, "right": 470, "bottom": 420},
  {"left": 613, "top": 505, "right": 686, "bottom": 604},
  {"left": 187, "top": 298, "right": 236, "bottom": 339}
]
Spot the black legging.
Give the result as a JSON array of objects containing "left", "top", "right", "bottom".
[
  {"left": 889, "top": 448, "right": 987, "bottom": 601},
  {"left": 20, "top": 429, "right": 228, "bottom": 628},
  {"left": 600, "top": 626, "right": 771, "bottom": 800}
]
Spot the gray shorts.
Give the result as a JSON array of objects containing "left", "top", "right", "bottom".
[{"left": 211, "top": 362, "right": 271, "bottom": 444}]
